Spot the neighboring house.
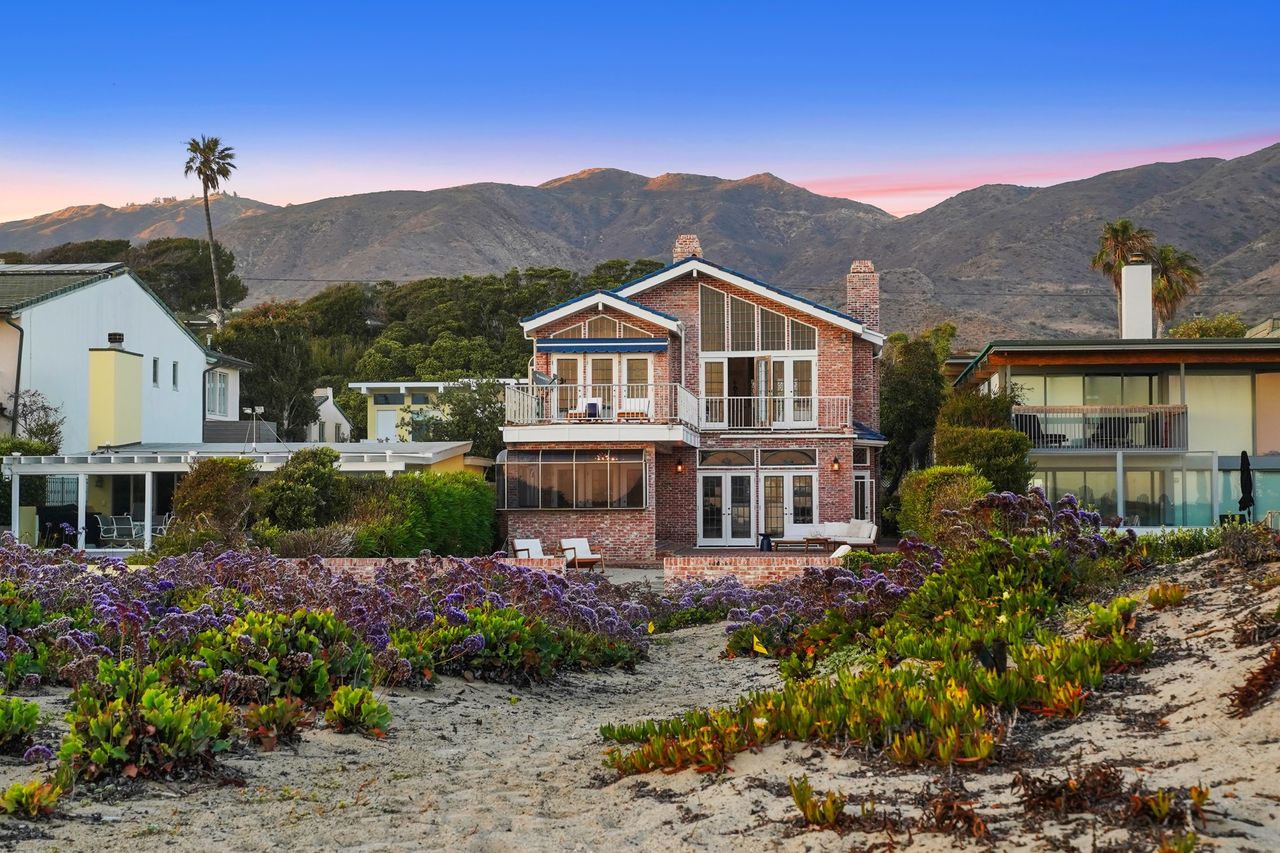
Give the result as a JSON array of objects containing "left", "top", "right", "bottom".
[
  {"left": 348, "top": 379, "right": 520, "bottom": 441},
  {"left": 308, "top": 387, "right": 353, "bottom": 443},
  {"left": 955, "top": 262, "right": 1280, "bottom": 528},
  {"left": 0, "top": 263, "right": 250, "bottom": 451},
  {"left": 1246, "top": 316, "right": 1280, "bottom": 338},
  {"left": 497, "top": 235, "right": 886, "bottom": 564}
]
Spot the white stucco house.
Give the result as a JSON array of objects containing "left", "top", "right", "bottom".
[{"left": 307, "top": 387, "right": 354, "bottom": 443}]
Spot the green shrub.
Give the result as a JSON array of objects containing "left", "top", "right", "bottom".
[
  {"left": 57, "top": 659, "right": 236, "bottom": 782},
  {"left": 939, "top": 386, "right": 1020, "bottom": 429},
  {"left": 0, "top": 696, "right": 40, "bottom": 750},
  {"left": 1134, "top": 528, "right": 1222, "bottom": 566},
  {"left": 934, "top": 425, "right": 1033, "bottom": 494},
  {"left": 244, "top": 697, "right": 313, "bottom": 751},
  {"left": 324, "top": 685, "right": 391, "bottom": 737},
  {"left": 169, "top": 457, "right": 257, "bottom": 548},
  {"left": 898, "top": 465, "right": 993, "bottom": 542},
  {"left": 0, "top": 780, "right": 62, "bottom": 819},
  {"left": 254, "top": 447, "right": 351, "bottom": 531},
  {"left": 193, "top": 610, "right": 370, "bottom": 704},
  {"left": 0, "top": 438, "right": 56, "bottom": 528},
  {"left": 0, "top": 582, "right": 43, "bottom": 632},
  {"left": 1168, "top": 312, "right": 1247, "bottom": 339},
  {"left": 273, "top": 524, "right": 356, "bottom": 558}
]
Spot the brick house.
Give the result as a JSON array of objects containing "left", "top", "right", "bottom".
[{"left": 497, "top": 236, "right": 886, "bottom": 564}]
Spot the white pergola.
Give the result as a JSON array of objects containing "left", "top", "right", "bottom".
[{"left": 3, "top": 441, "right": 471, "bottom": 550}]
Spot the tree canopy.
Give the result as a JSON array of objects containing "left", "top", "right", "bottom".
[
  {"left": 129, "top": 237, "right": 247, "bottom": 313},
  {"left": 1167, "top": 312, "right": 1248, "bottom": 338}
]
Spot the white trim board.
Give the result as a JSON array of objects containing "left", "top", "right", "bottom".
[{"left": 521, "top": 291, "right": 683, "bottom": 335}]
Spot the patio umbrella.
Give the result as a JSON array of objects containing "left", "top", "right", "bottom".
[{"left": 1239, "top": 450, "right": 1254, "bottom": 518}]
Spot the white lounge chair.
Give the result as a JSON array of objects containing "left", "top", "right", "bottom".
[
  {"left": 561, "top": 537, "right": 604, "bottom": 571},
  {"left": 512, "top": 538, "right": 545, "bottom": 559},
  {"left": 830, "top": 543, "right": 853, "bottom": 561},
  {"left": 617, "top": 394, "right": 652, "bottom": 420}
]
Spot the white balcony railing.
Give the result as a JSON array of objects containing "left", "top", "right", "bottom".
[
  {"left": 1012, "top": 405, "right": 1189, "bottom": 451},
  {"left": 700, "top": 395, "right": 854, "bottom": 432},
  {"left": 504, "top": 383, "right": 698, "bottom": 429},
  {"left": 505, "top": 384, "right": 855, "bottom": 433}
]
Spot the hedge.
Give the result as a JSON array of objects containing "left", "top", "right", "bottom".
[
  {"left": 934, "top": 424, "right": 1033, "bottom": 494},
  {"left": 898, "top": 465, "right": 993, "bottom": 542}
]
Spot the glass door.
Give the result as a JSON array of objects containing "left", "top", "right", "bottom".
[
  {"left": 702, "top": 359, "right": 726, "bottom": 427},
  {"left": 699, "top": 472, "right": 755, "bottom": 545},
  {"left": 587, "top": 357, "right": 614, "bottom": 418},
  {"left": 761, "top": 472, "right": 817, "bottom": 538},
  {"left": 554, "top": 357, "right": 579, "bottom": 418}
]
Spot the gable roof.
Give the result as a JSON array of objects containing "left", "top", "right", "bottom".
[
  {"left": 0, "top": 263, "right": 127, "bottom": 311},
  {"left": 0, "top": 263, "right": 254, "bottom": 370},
  {"left": 520, "top": 289, "right": 683, "bottom": 334},
  {"left": 612, "top": 256, "right": 885, "bottom": 346}
]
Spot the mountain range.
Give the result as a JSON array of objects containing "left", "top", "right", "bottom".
[{"left": 4, "top": 143, "right": 1279, "bottom": 345}]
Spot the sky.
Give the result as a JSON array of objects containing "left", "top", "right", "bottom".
[{"left": 2, "top": 1, "right": 1278, "bottom": 221}]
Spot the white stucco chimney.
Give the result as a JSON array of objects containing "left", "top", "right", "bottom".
[{"left": 1120, "top": 258, "right": 1153, "bottom": 339}]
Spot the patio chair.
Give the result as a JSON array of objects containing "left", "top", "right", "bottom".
[
  {"left": 110, "top": 515, "right": 141, "bottom": 544},
  {"left": 93, "top": 514, "right": 117, "bottom": 545},
  {"left": 560, "top": 537, "right": 604, "bottom": 571},
  {"left": 153, "top": 513, "right": 174, "bottom": 537},
  {"left": 512, "top": 538, "right": 545, "bottom": 559},
  {"left": 1013, "top": 413, "right": 1067, "bottom": 448},
  {"left": 617, "top": 393, "right": 652, "bottom": 420}
]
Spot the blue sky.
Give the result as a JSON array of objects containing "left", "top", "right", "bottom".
[{"left": 3, "top": 1, "right": 1277, "bottom": 220}]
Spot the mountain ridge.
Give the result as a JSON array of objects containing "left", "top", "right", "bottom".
[{"left": 3, "top": 144, "right": 1279, "bottom": 344}]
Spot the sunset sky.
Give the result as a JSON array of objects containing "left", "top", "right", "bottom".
[{"left": 3, "top": 1, "right": 1277, "bottom": 222}]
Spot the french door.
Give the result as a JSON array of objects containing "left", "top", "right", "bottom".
[
  {"left": 761, "top": 471, "right": 817, "bottom": 538},
  {"left": 698, "top": 472, "right": 755, "bottom": 546}
]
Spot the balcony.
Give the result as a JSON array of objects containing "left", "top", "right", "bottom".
[
  {"left": 1012, "top": 405, "right": 1189, "bottom": 451},
  {"left": 504, "top": 383, "right": 856, "bottom": 439}
]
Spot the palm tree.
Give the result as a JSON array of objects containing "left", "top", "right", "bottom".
[
  {"left": 1090, "top": 219, "right": 1155, "bottom": 335},
  {"left": 1150, "top": 244, "right": 1203, "bottom": 336},
  {"left": 183, "top": 136, "right": 237, "bottom": 329}
]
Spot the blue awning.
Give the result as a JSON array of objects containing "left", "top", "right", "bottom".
[{"left": 537, "top": 338, "right": 667, "bottom": 353}]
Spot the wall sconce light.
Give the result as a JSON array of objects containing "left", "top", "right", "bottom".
[
  {"left": 831, "top": 457, "right": 841, "bottom": 472},
  {"left": 675, "top": 461, "right": 685, "bottom": 474}
]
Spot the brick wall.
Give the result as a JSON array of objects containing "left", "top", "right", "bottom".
[
  {"left": 655, "top": 447, "right": 698, "bottom": 545},
  {"left": 664, "top": 553, "right": 842, "bottom": 586},
  {"left": 502, "top": 441, "right": 658, "bottom": 565}
]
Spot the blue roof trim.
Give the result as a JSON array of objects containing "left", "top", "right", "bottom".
[
  {"left": 613, "top": 256, "right": 864, "bottom": 327},
  {"left": 851, "top": 420, "right": 887, "bottom": 443},
  {"left": 538, "top": 338, "right": 667, "bottom": 353},
  {"left": 520, "top": 289, "right": 680, "bottom": 324}
]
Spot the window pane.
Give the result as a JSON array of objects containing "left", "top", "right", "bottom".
[
  {"left": 1046, "top": 376, "right": 1083, "bottom": 406},
  {"left": 619, "top": 323, "right": 648, "bottom": 339},
  {"left": 587, "top": 316, "right": 616, "bottom": 338},
  {"left": 790, "top": 319, "right": 816, "bottom": 350},
  {"left": 625, "top": 357, "right": 648, "bottom": 387},
  {"left": 610, "top": 462, "right": 645, "bottom": 508},
  {"left": 700, "top": 286, "right": 726, "bottom": 351},
  {"left": 703, "top": 361, "right": 724, "bottom": 396},
  {"left": 550, "top": 324, "right": 583, "bottom": 338},
  {"left": 1123, "top": 375, "right": 1151, "bottom": 405},
  {"left": 575, "top": 463, "right": 610, "bottom": 508},
  {"left": 730, "top": 297, "right": 756, "bottom": 351},
  {"left": 541, "top": 463, "right": 574, "bottom": 508},
  {"left": 1084, "top": 376, "right": 1122, "bottom": 406},
  {"left": 761, "top": 449, "right": 816, "bottom": 466},
  {"left": 760, "top": 308, "right": 786, "bottom": 350},
  {"left": 699, "top": 449, "right": 754, "bottom": 466},
  {"left": 1014, "top": 375, "right": 1045, "bottom": 406},
  {"left": 853, "top": 475, "right": 869, "bottom": 520}
]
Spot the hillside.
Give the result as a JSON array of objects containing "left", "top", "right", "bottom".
[{"left": 3, "top": 144, "right": 1279, "bottom": 343}]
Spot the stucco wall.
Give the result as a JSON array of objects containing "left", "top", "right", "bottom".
[{"left": 17, "top": 272, "right": 206, "bottom": 451}]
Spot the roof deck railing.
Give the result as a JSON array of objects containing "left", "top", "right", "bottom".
[{"left": 1012, "top": 404, "right": 1189, "bottom": 451}]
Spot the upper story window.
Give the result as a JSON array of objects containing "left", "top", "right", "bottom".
[
  {"left": 151, "top": 357, "right": 160, "bottom": 387},
  {"left": 205, "top": 370, "right": 229, "bottom": 416},
  {"left": 372, "top": 393, "right": 405, "bottom": 405},
  {"left": 586, "top": 316, "right": 616, "bottom": 338},
  {"left": 550, "top": 317, "right": 654, "bottom": 339},
  {"left": 699, "top": 284, "right": 817, "bottom": 352},
  {"left": 171, "top": 361, "right": 179, "bottom": 390},
  {"left": 551, "top": 324, "right": 583, "bottom": 338},
  {"left": 619, "top": 322, "right": 648, "bottom": 338}
]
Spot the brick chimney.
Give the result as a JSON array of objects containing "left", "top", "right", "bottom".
[
  {"left": 846, "top": 260, "right": 880, "bottom": 332},
  {"left": 672, "top": 234, "right": 702, "bottom": 263}
]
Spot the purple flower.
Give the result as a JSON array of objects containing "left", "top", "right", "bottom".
[{"left": 22, "top": 744, "right": 53, "bottom": 764}]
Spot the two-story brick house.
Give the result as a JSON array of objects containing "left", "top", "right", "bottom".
[{"left": 497, "top": 236, "right": 886, "bottom": 564}]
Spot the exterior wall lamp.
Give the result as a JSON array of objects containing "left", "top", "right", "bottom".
[
  {"left": 675, "top": 461, "right": 685, "bottom": 473},
  {"left": 831, "top": 457, "right": 841, "bottom": 472}
]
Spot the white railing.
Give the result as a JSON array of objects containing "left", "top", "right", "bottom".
[
  {"left": 700, "top": 395, "right": 854, "bottom": 432},
  {"left": 506, "top": 384, "right": 856, "bottom": 433},
  {"left": 505, "top": 383, "right": 697, "bottom": 428},
  {"left": 1012, "top": 405, "right": 1189, "bottom": 451}
]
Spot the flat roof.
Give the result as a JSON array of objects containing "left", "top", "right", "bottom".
[
  {"left": 348, "top": 379, "right": 521, "bottom": 393},
  {"left": 955, "top": 337, "right": 1280, "bottom": 386}
]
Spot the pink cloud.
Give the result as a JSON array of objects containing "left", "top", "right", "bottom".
[{"left": 800, "top": 131, "right": 1280, "bottom": 216}]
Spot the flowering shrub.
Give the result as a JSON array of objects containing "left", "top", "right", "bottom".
[
  {"left": 600, "top": 492, "right": 1158, "bottom": 776},
  {"left": 324, "top": 685, "right": 391, "bottom": 737},
  {"left": 0, "top": 694, "right": 40, "bottom": 750}
]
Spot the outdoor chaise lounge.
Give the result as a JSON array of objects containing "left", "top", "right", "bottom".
[
  {"left": 561, "top": 537, "right": 604, "bottom": 571},
  {"left": 1013, "top": 413, "right": 1068, "bottom": 448}
]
